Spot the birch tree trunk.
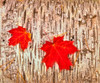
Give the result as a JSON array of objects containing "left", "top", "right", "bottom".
[{"left": 0, "top": 0, "right": 100, "bottom": 83}]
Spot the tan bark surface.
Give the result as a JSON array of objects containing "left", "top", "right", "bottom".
[{"left": 0, "top": 0, "right": 100, "bottom": 83}]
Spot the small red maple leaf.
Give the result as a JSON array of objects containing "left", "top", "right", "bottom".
[
  {"left": 41, "top": 36, "right": 78, "bottom": 70},
  {"left": 8, "top": 26, "right": 31, "bottom": 51}
]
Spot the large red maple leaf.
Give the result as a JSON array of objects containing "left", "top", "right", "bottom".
[
  {"left": 41, "top": 36, "right": 78, "bottom": 70},
  {"left": 8, "top": 26, "right": 31, "bottom": 51}
]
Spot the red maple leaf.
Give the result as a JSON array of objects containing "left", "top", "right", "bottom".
[
  {"left": 8, "top": 26, "right": 31, "bottom": 51},
  {"left": 41, "top": 36, "right": 78, "bottom": 70}
]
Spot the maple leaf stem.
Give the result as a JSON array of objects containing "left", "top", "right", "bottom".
[
  {"left": 73, "top": 51, "right": 80, "bottom": 66},
  {"left": 54, "top": 32, "right": 67, "bottom": 37},
  {"left": 17, "top": 0, "right": 23, "bottom": 2},
  {"left": 43, "top": 29, "right": 68, "bottom": 42}
]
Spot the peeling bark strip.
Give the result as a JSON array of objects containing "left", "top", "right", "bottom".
[{"left": 0, "top": 0, "right": 100, "bottom": 83}]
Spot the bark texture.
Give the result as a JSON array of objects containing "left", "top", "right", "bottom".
[{"left": 0, "top": 0, "right": 100, "bottom": 83}]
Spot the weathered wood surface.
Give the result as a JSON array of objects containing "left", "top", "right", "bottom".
[{"left": 0, "top": 0, "right": 100, "bottom": 83}]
